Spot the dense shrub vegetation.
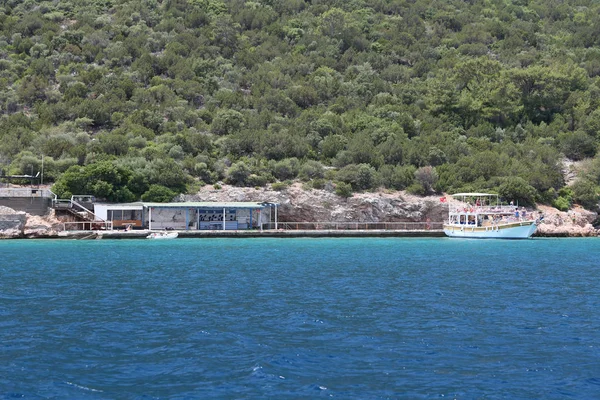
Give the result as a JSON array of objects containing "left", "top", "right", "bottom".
[{"left": 1, "top": 0, "right": 599, "bottom": 208}]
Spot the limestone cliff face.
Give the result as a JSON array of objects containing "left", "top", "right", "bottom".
[
  {"left": 536, "top": 205, "right": 598, "bottom": 237},
  {"left": 183, "top": 183, "right": 448, "bottom": 223},
  {"left": 0, "top": 206, "right": 62, "bottom": 238},
  {"left": 23, "top": 210, "right": 62, "bottom": 238}
]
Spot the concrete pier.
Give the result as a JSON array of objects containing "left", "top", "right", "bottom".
[{"left": 53, "top": 229, "right": 446, "bottom": 240}]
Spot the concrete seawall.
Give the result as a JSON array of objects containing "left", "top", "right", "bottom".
[
  {"left": 0, "top": 197, "right": 51, "bottom": 216},
  {"left": 51, "top": 229, "right": 447, "bottom": 240}
]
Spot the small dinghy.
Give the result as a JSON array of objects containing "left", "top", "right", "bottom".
[{"left": 146, "top": 232, "right": 178, "bottom": 239}]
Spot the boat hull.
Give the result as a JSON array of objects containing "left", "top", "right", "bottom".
[
  {"left": 443, "top": 221, "right": 537, "bottom": 239},
  {"left": 146, "top": 232, "right": 179, "bottom": 239}
]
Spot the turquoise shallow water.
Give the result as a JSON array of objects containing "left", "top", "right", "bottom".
[{"left": 1, "top": 237, "right": 600, "bottom": 399}]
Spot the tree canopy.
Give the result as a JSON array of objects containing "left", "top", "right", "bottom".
[{"left": 1, "top": 0, "right": 599, "bottom": 209}]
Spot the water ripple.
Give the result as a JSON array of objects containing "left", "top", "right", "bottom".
[{"left": 1, "top": 238, "right": 599, "bottom": 398}]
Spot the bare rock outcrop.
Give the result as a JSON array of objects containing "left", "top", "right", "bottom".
[
  {"left": 536, "top": 205, "right": 598, "bottom": 237},
  {"left": 183, "top": 183, "right": 447, "bottom": 223},
  {"left": 0, "top": 206, "right": 62, "bottom": 238},
  {"left": 23, "top": 209, "right": 62, "bottom": 238}
]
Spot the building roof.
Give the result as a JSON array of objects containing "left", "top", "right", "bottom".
[
  {"left": 144, "top": 201, "right": 276, "bottom": 209},
  {"left": 95, "top": 202, "right": 144, "bottom": 210}
]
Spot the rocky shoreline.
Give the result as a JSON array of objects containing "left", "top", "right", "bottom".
[
  {"left": 184, "top": 183, "right": 599, "bottom": 237},
  {"left": 0, "top": 185, "right": 598, "bottom": 238},
  {"left": 534, "top": 205, "right": 598, "bottom": 237}
]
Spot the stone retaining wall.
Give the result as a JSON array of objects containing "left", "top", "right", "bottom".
[{"left": 0, "top": 197, "right": 51, "bottom": 216}]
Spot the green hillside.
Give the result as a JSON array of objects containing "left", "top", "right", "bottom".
[{"left": 1, "top": 0, "right": 600, "bottom": 209}]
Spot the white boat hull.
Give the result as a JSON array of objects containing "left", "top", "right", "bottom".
[
  {"left": 443, "top": 221, "right": 537, "bottom": 239},
  {"left": 146, "top": 232, "right": 179, "bottom": 239}
]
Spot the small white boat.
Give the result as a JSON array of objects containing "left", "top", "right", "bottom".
[
  {"left": 146, "top": 231, "right": 179, "bottom": 239},
  {"left": 443, "top": 193, "right": 540, "bottom": 239}
]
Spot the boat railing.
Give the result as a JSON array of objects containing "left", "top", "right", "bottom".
[
  {"left": 446, "top": 214, "right": 538, "bottom": 224},
  {"left": 450, "top": 204, "right": 525, "bottom": 214}
]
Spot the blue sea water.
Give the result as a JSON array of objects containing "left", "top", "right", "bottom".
[{"left": 1, "top": 237, "right": 600, "bottom": 399}]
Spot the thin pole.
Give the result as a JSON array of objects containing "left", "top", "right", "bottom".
[{"left": 275, "top": 205, "right": 278, "bottom": 229}]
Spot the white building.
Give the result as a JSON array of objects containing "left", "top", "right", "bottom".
[{"left": 93, "top": 201, "right": 279, "bottom": 231}]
